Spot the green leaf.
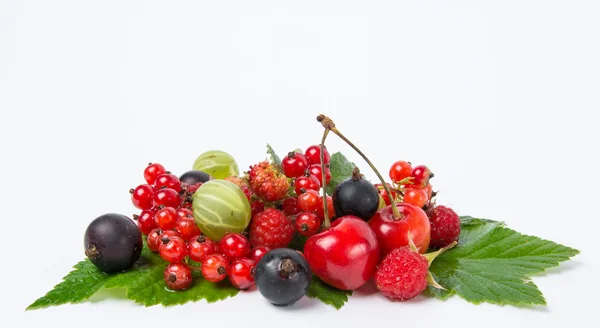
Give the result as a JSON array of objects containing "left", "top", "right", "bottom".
[
  {"left": 28, "top": 246, "right": 238, "bottom": 310},
  {"left": 306, "top": 277, "right": 352, "bottom": 309},
  {"left": 266, "top": 144, "right": 281, "bottom": 165},
  {"left": 288, "top": 234, "right": 308, "bottom": 251},
  {"left": 428, "top": 218, "right": 579, "bottom": 306},
  {"left": 326, "top": 152, "right": 356, "bottom": 195}
]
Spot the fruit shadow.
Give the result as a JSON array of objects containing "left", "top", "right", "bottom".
[
  {"left": 352, "top": 279, "right": 379, "bottom": 297},
  {"left": 88, "top": 288, "right": 128, "bottom": 303},
  {"left": 271, "top": 296, "right": 319, "bottom": 311}
]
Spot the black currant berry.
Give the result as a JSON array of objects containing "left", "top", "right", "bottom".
[
  {"left": 84, "top": 213, "right": 143, "bottom": 273},
  {"left": 332, "top": 167, "right": 379, "bottom": 221},
  {"left": 254, "top": 248, "right": 312, "bottom": 306},
  {"left": 179, "top": 170, "right": 212, "bottom": 186}
]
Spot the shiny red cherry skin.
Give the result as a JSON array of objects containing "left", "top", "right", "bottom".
[
  {"left": 368, "top": 203, "right": 430, "bottom": 256},
  {"left": 304, "top": 216, "right": 380, "bottom": 291}
]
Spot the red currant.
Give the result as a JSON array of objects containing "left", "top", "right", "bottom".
[
  {"left": 410, "top": 165, "right": 433, "bottom": 188},
  {"left": 248, "top": 246, "right": 270, "bottom": 263},
  {"left": 144, "top": 163, "right": 166, "bottom": 185},
  {"left": 228, "top": 258, "right": 255, "bottom": 290},
  {"left": 130, "top": 184, "right": 154, "bottom": 210},
  {"left": 161, "top": 229, "right": 181, "bottom": 239},
  {"left": 186, "top": 182, "right": 202, "bottom": 194},
  {"left": 294, "top": 174, "right": 320, "bottom": 195},
  {"left": 316, "top": 195, "right": 335, "bottom": 220},
  {"left": 297, "top": 189, "right": 321, "bottom": 212},
  {"left": 281, "top": 197, "right": 300, "bottom": 215},
  {"left": 155, "top": 207, "right": 178, "bottom": 230},
  {"left": 295, "top": 211, "right": 321, "bottom": 237},
  {"left": 404, "top": 188, "right": 428, "bottom": 208},
  {"left": 153, "top": 188, "right": 180, "bottom": 208},
  {"left": 251, "top": 200, "right": 265, "bottom": 216},
  {"left": 389, "top": 161, "right": 412, "bottom": 183},
  {"left": 147, "top": 228, "right": 164, "bottom": 252},
  {"left": 154, "top": 173, "right": 182, "bottom": 192},
  {"left": 308, "top": 164, "right": 332, "bottom": 186},
  {"left": 282, "top": 152, "right": 309, "bottom": 178},
  {"left": 423, "top": 184, "right": 433, "bottom": 199},
  {"left": 134, "top": 209, "right": 157, "bottom": 235},
  {"left": 176, "top": 208, "right": 194, "bottom": 220},
  {"left": 176, "top": 218, "right": 201, "bottom": 241},
  {"left": 305, "top": 144, "right": 331, "bottom": 165},
  {"left": 164, "top": 263, "right": 192, "bottom": 291},
  {"left": 219, "top": 233, "right": 251, "bottom": 260},
  {"left": 374, "top": 183, "right": 397, "bottom": 206},
  {"left": 201, "top": 254, "right": 228, "bottom": 283},
  {"left": 188, "top": 235, "right": 218, "bottom": 262},
  {"left": 159, "top": 236, "right": 187, "bottom": 263}
]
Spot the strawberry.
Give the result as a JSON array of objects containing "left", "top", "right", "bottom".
[{"left": 247, "top": 161, "right": 289, "bottom": 202}]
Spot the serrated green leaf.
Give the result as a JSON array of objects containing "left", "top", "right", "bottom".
[
  {"left": 27, "top": 260, "right": 109, "bottom": 310},
  {"left": 326, "top": 152, "right": 356, "bottom": 195},
  {"left": 306, "top": 277, "right": 352, "bottom": 309},
  {"left": 428, "top": 219, "right": 579, "bottom": 306},
  {"left": 28, "top": 246, "right": 238, "bottom": 310},
  {"left": 266, "top": 144, "right": 281, "bottom": 165}
]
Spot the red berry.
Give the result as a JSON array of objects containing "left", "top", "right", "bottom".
[
  {"left": 159, "top": 236, "right": 187, "bottom": 263},
  {"left": 186, "top": 182, "right": 202, "bottom": 194},
  {"left": 369, "top": 203, "right": 431, "bottom": 256},
  {"left": 201, "top": 254, "right": 228, "bottom": 283},
  {"left": 248, "top": 161, "right": 290, "bottom": 202},
  {"left": 176, "top": 218, "right": 201, "bottom": 241},
  {"left": 147, "top": 228, "right": 164, "bottom": 252},
  {"left": 427, "top": 205, "right": 460, "bottom": 248},
  {"left": 297, "top": 189, "right": 321, "bottom": 212},
  {"left": 374, "top": 183, "right": 397, "bottom": 206},
  {"left": 188, "top": 235, "right": 218, "bottom": 262},
  {"left": 130, "top": 184, "right": 154, "bottom": 210},
  {"left": 423, "top": 184, "right": 433, "bottom": 200},
  {"left": 294, "top": 174, "right": 320, "bottom": 195},
  {"left": 176, "top": 208, "right": 194, "bottom": 220},
  {"left": 248, "top": 246, "right": 270, "bottom": 263},
  {"left": 282, "top": 152, "right": 309, "bottom": 178},
  {"left": 144, "top": 163, "right": 166, "bottom": 185},
  {"left": 154, "top": 173, "right": 182, "bottom": 192},
  {"left": 389, "top": 161, "right": 412, "bottom": 183},
  {"left": 161, "top": 229, "right": 181, "bottom": 239},
  {"left": 249, "top": 208, "right": 294, "bottom": 249},
  {"left": 155, "top": 207, "right": 178, "bottom": 230},
  {"left": 281, "top": 197, "right": 300, "bottom": 215},
  {"left": 305, "top": 145, "right": 331, "bottom": 165},
  {"left": 295, "top": 211, "right": 321, "bottom": 237},
  {"left": 316, "top": 195, "right": 335, "bottom": 220},
  {"left": 410, "top": 165, "right": 433, "bottom": 188},
  {"left": 228, "top": 258, "right": 255, "bottom": 290},
  {"left": 134, "top": 209, "right": 157, "bottom": 234},
  {"left": 307, "top": 164, "right": 332, "bottom": 186},
  {"left": 251, "top": 200, "right": 265, "bottom": 216},
  {"left": 219, "top": 233, "right": 251, "bottom": 260},
  {"left": 374, "top": 247, "right": 428, "bottom": 301},
  {"left": 164, "top": 263, "right": 192, "bottom": 291},
  {"left": 403, "top": 188, "right": 428, "bottom": 208},
  {"left": 153, "top": 188, "right": 180, "bottom": 208}
]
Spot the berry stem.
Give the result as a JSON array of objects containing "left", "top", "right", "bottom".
[
  {"left": 317, "top": 114, "right": 401, "bottom": 218},
  {"left": 320, "top": 128, "right": 332, "bottom": 229}
]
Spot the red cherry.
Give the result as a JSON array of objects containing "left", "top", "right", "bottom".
[
  {"left": 368, "top": 203, "right": 431, "bottom": 256},
  {"left": 154, "top": 173, "right": 182, "bottom": 192},
  {"left": 304, "top": 216, "right": 380, "bottom": 290},
  {"left": 374, "top": 183, "right": 397, "bottom": 206},
  {"left": 144, "top": 163, "right": 166, "bottom": 185},
  {"left": 305, "top": 145, "right": 331, "bottom": 165},
  {"left": 389, "top": 161, "right": 412, "bottom": 183},
  {"left": 130, "top": 184, "right": 154, "bottom": 210},
  {"left": 281, "top": 152, "right": 309, "bottom": 178},
  {"left": 248, "top": 246, "right": 270, "bottom": 263},
  {"left": 307, "top": 164, "right": 332, "bottom": 186},
  {"left": 294, "top": 174, "right": 320, "bottom": 195},
  {"left": 410, "top": 165, "right": 433, "bottom": 188}
]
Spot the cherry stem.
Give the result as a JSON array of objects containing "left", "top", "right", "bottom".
[
  {"left": 318, "top": 114, "right": 401, "bottom": 218},
  {"left": 320, "top": 128, "right": 331, "bottom": 229}
]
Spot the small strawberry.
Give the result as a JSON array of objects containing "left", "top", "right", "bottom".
[
  {"left": 374, "top": 237, "right": 456, "bottom": 301},
  {"left": 248, "top": 161, "right": 289, "bottom": 202},
  {"left": 426, "top": 205, "right": 461, "bottom": 248}
]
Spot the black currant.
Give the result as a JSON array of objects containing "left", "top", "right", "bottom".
[
  {"left": 84, "top": 213, "right": 143, "bottom": 273},
  {"left": 179, "top": 170, "right": 212, "bottom": 186},
  {"left": 254, "top": 248, "right": 312, "bottom": 306},
  {"left": 332, "top": 167, "right": 379, "bottom": 221}
]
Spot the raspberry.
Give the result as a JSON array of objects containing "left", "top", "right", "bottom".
[
  {"left": 249, "top": 208, "right": 294, "bottom": 249},
  {"left": 427, "top": 205, "right": 460, "bottom": 248},
  {"left": 248, "top": 161, "right": 290, "bottom": 202},
  {"left": 374, "top": 247, "right": 428, "bottom": 301}
]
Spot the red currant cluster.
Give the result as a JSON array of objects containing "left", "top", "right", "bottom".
[{"left": 384, "top": 161, "right": 435, "bottom": 208}]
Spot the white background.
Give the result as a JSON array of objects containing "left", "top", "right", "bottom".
[{"left": 1, "top": 1, "right": 598, "bottom": 327}]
